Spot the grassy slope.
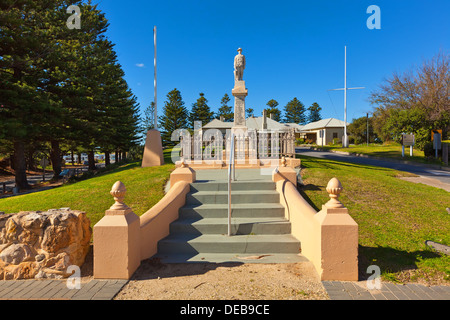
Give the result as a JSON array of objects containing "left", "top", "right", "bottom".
[
  {"left": 299, "top": 155, "right": 450, "bottom": 284},
  {"left": 0, "top": 159, "right": 175, "bottom": 227}
]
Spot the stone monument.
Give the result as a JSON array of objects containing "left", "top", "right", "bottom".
[{"left": 232, "top": 48, "right": 248, "bottom": 128}]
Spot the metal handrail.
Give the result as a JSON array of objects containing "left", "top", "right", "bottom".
[{"left": 227, "top": 133, "right": 236, "bottom": 236}]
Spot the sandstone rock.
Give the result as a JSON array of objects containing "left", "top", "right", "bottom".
[{"left": 0, "top": 209, "right": 91, "bottom": 280}]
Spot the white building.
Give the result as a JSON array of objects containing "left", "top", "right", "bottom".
[{"left": 300, "top": 118, "right": 349, "bottom": 146}]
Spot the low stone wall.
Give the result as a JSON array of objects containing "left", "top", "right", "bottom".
[
  {"left": 275, "top": 178, "right": 359, "bottom": 281},
  {"left": 0, "top": 209, "right": 91, "bottom": 280}
]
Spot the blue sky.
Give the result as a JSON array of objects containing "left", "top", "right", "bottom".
[{"left": 95, "top": 0, "right": 449, "bottom": 124}]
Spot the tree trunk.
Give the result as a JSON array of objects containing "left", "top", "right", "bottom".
[
  {"left": 13, "top": 140, "right": 30, "bottom": 190},
  {"left": 71, "top": 150, "right": 74, "bottom": 166},
  {"left": 50, "top": 140, "right": 62, "bottom": 178},
  {"left": 27, "top": 147, "right": 36, "bottom": 171},
  {"left": 88, "top": 150, "right": 96, "bottom": 171},
  {"left": 9, "top": 153, "right": 15, "bottom": 171},
  {"left": 115, "top": 150, "right": 119, "bottom": 163},
  {"left": 105, "top": 151, "right": 110, "bottom": 166},
  {"left": 77, "top": 153, "right": 82, "bottom": 164}
]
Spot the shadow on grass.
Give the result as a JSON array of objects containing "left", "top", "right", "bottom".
[
  {"left": 357, "top": 245, "right": 442, "bottom": 281},
  {"left": 297, "top": 184, "right": 322, "bottom": 212}
]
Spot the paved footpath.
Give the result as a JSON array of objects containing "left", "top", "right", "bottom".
[
  {"left": 322, "top": 281, "right": 450, "bottom": 300},
  {"left": 1, "top": 278, "right": 448, "bottom": 300},
  {"left": 0, "top": 279, "right": 127, "bottom": 300}
]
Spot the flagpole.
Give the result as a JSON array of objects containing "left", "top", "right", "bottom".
[
  {"left": 328, "top": 46, "right": 365, "bottom": 148},
  {"left": 154, "top": 26, "right": 158, "bottom": 130},
  {"left": 344, "top": 46, "right": 348, "bottom": 147}
]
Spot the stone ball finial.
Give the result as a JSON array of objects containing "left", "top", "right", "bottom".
[
  {"left": 109, "top": 181, "right": 129, "bottom": 210},
  {"left": 281, "top": 156, "right": 287, "bottom": 167},
  {"left": 325, "top": 178, "right": 344, "bottom": 209}
]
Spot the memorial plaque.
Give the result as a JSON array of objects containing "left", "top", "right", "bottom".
[{"left": 401, "top": 134, "right": 415, "bottom": 146}]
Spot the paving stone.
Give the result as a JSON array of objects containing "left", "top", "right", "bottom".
[
  {"left": 25, "top": 281, "right": 57, "bottom": 299},
  {"left": 322, "top": 281, "right": 450, "bottom": 300},
  {"left": 0, "top": 281, "right": 30, "bottom": 299},
  {"left": 352, "top": 291, "right": 375, "bottom": 300},
  {"left": 13, "top": 280, "right": 43, "bottom": 299},
  {"left": 27, "top": 281, "right": 61, "bottom": 299}
]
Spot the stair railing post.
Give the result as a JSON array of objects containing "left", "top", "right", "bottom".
[{"left": 228, "top": 133, "right": 235, "bottom": 236}]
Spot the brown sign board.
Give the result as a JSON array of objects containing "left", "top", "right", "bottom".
[{"left": 401, "top": 134, "right": 415, "bottom": 146}]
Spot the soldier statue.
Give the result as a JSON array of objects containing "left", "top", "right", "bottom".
[{"left": 234, "top": 48, "right": 246, "bottom": 82}]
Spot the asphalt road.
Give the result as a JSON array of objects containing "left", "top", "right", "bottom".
[{"left": 295, "top": 147, "right": 450, "bottom": 186}]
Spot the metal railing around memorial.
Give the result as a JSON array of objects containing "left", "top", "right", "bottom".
[{"left": 178, "top": 128, "right": 296, "bottom": 163}]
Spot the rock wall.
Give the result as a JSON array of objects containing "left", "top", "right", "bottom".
[{"left": 0, "top": 209, "right": 91, "bottom": 280}]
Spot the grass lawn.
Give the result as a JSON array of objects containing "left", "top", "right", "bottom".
[
  {"left": 0, "top": 150, "right": 176, "bottom": 227},
  {"left": 313, "top": 142, "right": 444, "bottom": 166},
  {"left": 298, "top": 155, "right": 450, "bottom": 285}
]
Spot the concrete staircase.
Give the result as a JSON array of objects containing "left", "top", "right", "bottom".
[{"left": 154, "top": 179, "right": 305, "bottom": 263}]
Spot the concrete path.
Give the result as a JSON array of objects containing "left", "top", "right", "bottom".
[
  {"left": 296, "top": 147, "right": 450, "bottom": 189},
  {"left": 322, "top": 281, "right": 450, "bottom": 300},
  {"left": 0, "top": 279, "right": 127, "bottom": 300}
]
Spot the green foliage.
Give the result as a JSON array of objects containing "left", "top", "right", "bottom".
[
  {"left": 307, "top": 102, "right": 322, "bottom": 123},
  {"left": 217, "top": 94, "right": 233, "bottom": 122},
  {"left": 264, "top": 99, "right": 281, "bottom": 122},
  {"left": 348, "top": 115, "right": 378, "bottom": 144},
  {"left": 159, "top": 88, "right": 188, "bottom": 146},
  {"left": 188, "top": 92, "right": 214, "bottom": 129},
  {"left": 0, "top": 0, "right": 140, "bottom": 188},
  {"left": 283, "top": 97, "right": 306, "bottom": 124},
  {"left": 381, "top": 108, "right": 432, "bottom": 151},
  {"left": 370, "top": 52, "right": 449, "bottom": 148}
]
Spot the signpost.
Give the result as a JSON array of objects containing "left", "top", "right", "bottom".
[
  {"left": 401, "top": 134, "right": 415, "bottom": 157},
  {"left": 40, "top": 157, "right": 49, "bottom": 182},
  {"left": 433, "top": 131, "right": 442, "bottom": 159}
]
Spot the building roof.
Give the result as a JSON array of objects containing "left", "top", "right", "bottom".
[
  {"left": 202, "top": 117, "right": 294, "bottom": 132},
  {"left": 284, "top": 123, "right": 305, "bottom": 132},
  {"left": 245, "top": 117, "right": 292, "bottom": 131},
  {"left": 202, "top": 118, "right": 234, "bottom": 129},
  {"left": 301, "top": 118, "right": 349, "bottom": 131}
]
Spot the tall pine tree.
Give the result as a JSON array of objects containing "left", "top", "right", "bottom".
[
  {"left": 307, "top": 102, "right": 322, "bottom": 123},
  {"left": 264, "top": 99, "right": 281, "bottom": 122},
  {"left": 283, "top": 97, "right": 306, "bottom": 124},
  {"left": 217, "top": 93, "right": 233, "bottom": 122},
  {"left": 188, "top": 93, "right": 214, "bottom": 129},
  {"left": 159, "top": 89, "right": 188, "bottom": 146}
]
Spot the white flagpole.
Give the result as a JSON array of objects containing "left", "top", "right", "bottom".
[
  {"left": 328, "top": 46, "right": 364, "bottom": 148},
  {"left": 344, "top": 46, "right": 347, "bottom": 147},
  {"left": 154, "top": 26, "right": 158, "bottom": 130}
]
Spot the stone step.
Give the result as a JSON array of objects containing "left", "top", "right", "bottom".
[
  {"left": 157, "top": 234, "right": 301, "bottom": 255},
  {"left": 169, "top": 217, "right": 292, "bottom": 235},
  {"left": 179, "top": 203, "right": 285, "bottom": 218},
  {"left": 153, "top": 252, "right": 308, "bottom": 264},
  {"left": 186, "top": 190, "right": 280, "bottom": 205},
  {"left": 190, "top": 180, "right": 276, "bottom": 192}
]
